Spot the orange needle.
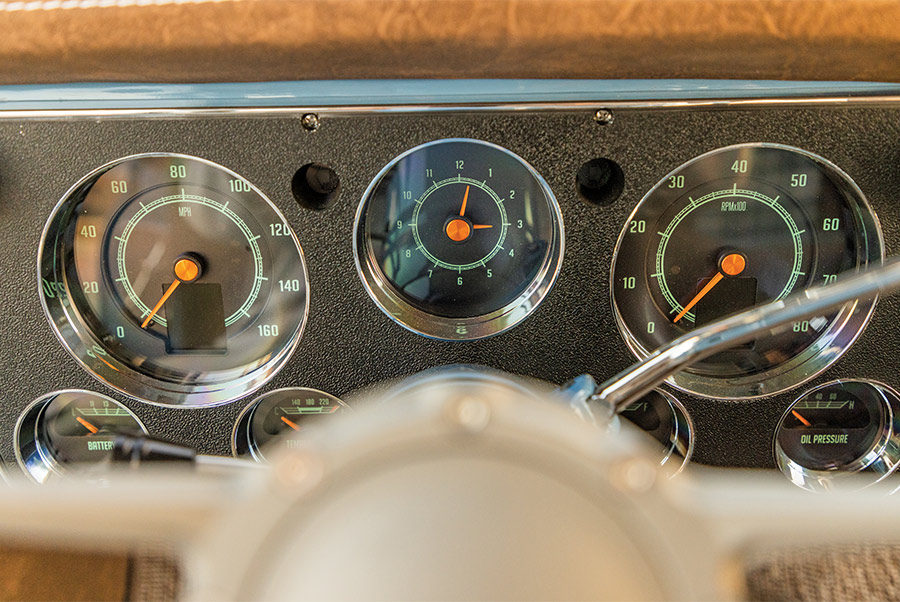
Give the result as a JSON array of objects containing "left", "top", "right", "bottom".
[
  {"left": 673, "top": 273, "right": 723, "bottom": 323},
  {"left": 792, "top": 410, "right": 812, "bottom": 427},
  {"left": 472, "top": 224, "right": 493, "bottom": 229},
  {"left": 673, "top": 252, "right": 746, "bottom": 324},
  {"left": 459, "top": 185, "right": 470, "bottom": 216},
  {"left": 141, "top": 280, "right": 180, "bottom": 329},
  {"left": 140, "top": 256, "right": 201, "bottom": 329},
  {"left": 280, "top": 416, "right": 300, "bottom": 431},
  {"left": 76, "top": 416, "right": 99, "bottom": 434},
  {"left": 95, "top": 354, "right": 120, "bottom": 372}
]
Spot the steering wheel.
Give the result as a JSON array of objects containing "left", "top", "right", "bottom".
[{"left": 0, "top": 365, "right": 898, "bottom": 601}]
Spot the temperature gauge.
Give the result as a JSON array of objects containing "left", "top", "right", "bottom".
[
  {"left": 15, "top": 390, "right": 147, "bottom": 483},
  {"left": 233, "top": 388, "right": 349, "bottom": 463}
]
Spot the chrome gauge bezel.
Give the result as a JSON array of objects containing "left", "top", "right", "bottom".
[
  {"left": 653, "top": 389, "right": 694, "bottom": 475},
  {"left": 14, "top": 389, "right": 148, "bottom": 484},
  {"left": 38, "top": 153, "right": 310, "bottom": 407},
  {"left": 773, "top": 380, "right": 900, "bottom": 492},
  {"left": 232, "top": 387, "right": 350, "bottom": 463},
  {"left": 618, "top": 388, "right": 694, "bottom": 476},
  {"left": 353, "top": 138, "right": 565, "bottom": 341},
  {"left": 610, "top": 143, "right": 884, "bottom": 400}
]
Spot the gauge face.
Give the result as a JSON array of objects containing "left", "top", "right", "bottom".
[
  {"left": 355, "top": 139, "right": 564, "bottom": 340},
  {"left": 611, "top": 144, "right": 882, "bottom": 399},
  {"left": 16, "top": 390, "right": 147, "bottom": 483},
  {"left": 776, "top": 382, "right": 885, "bottom": 472},
  {"left": 40, "top": 154, "right": 309, "bottom": 407},
  {"left": 774, "top": 380, "right": 900, "bottom": 491},
  {"left": 233, "top": 388, "right": 349, "bottom": 463},
  {"left": 621, "top": 389, "right": 693, "bottom": 472}
]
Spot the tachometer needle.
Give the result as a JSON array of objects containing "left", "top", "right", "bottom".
[
  {"left": 673, "top": 252, "right": 746, "bottom": 324},
  {"left": 459, "top": 185, "right": 470, "bottom": 216},
  {"left": 792, "top": 410, "right": 812, "bottom": 427},
  {"left": 76, "top": 416, "right": 99, "bottom": 434},
  {"left": 141, "top": 256, "right": 202, "bottom": 329},
  {"left": 280, "top": 416, "right": 300, "bottom": 431}
]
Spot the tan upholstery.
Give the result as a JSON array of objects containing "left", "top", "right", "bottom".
[
  {"left": 0, "top": 544, "right": 128, "bottom": 601},
  {"left": 0, "top": 0, "right": 897, "bottom": 84}
]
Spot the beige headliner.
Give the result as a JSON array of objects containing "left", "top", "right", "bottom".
[{"left": 0, "top": 0, "right": 898, "bottom": 84}]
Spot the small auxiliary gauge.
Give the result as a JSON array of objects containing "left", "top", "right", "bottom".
[
  {"left": 774, "top": 380, "right": 900, "bottom": 491},
  {"left": 621, "top": 389, "right": 693, "bottom": 474},
  {"left": 355, "top": 139, "right": 564, "bottom": 340},
  {"left": 233, "top": 388, "right": 349, "bottom": 463},
  {"left": 16, "top": 390, "right": 147, "bottom": 483}
]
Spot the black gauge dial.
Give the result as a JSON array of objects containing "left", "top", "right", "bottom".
[
  {"left": 16, "top": 390, "right": 147, "bottom": 483},
  {"left": 355, "top": 139, "right": 564, "bottom": 340},
  {"left": 774, "top": 380, "right": 900, "bottom": 491},
  {"left": 622, "top": 389, "right": 693, "bottom": 472},
  {"left": 40, "top": 154, "right": 309, "bottom": 407},
  {"left": 611, "top": 144, "right": 882, "bottom": 399},
  {"left": 777, "top": 382, "right": 883, "bottom": 471},
  {"left": 233, "top": 388, "right": 349, "bottom": 463}
]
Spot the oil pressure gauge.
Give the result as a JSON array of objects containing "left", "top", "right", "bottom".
[
  {"left": 355, "top": 139, "right": 564, "bottom": 340},
  {"left": 775, "top": 380, "right": 900, "bottom": 491}
]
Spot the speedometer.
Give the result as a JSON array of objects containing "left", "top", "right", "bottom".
[
  {"left": 39, "top": 154, "right": 309, "bottom": 407},
  {"left": 611, "top": 144, "right": 882, "bottom": 399}
]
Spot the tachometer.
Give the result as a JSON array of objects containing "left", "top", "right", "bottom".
[
  {"left": 40, "top": 154, "right": 309, "bottom": 407},
  {"left": 354, "top": 139, "right": 564, "bottom": 340},
  {"left": 611, "top": 144, "right": 882, "bottom": 399}
]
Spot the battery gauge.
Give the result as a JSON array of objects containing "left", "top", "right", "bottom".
[
  {"left": 15, "top": 390, "right": 147, "bottom": 483},
  {"left": 233, "top": 388, "right": 349, "bottom": 463}
]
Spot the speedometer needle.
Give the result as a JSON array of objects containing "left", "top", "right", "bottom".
[
  {"left": 673, "top": 252, "right": 746, "bottom": 323},
  {"left": 141, "top": 256, "right": 202, "bottom": 328}
]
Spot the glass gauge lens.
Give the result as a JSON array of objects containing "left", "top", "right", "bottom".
[
  {"left": 16, "top": 390, "right": 147, "bottom": 483},
  {"left": 40, "top": 154, "right": 309, "bottom": 407},
  {"left": 233, "top": 388, "right": 349, "bottom": 463},
  {"left": 774, "top": 380, "right": 900, "bottom": 491},
  {"left": 355, "top": 139, "right": 564, "bottom": 340},
  {"left": 778, "top": 384, "right": 881, "bottom": 471},
  {"left": 611, "top": 144, "right": 882, "bottom": 399},
  {"left": 622, "top": 389, "right": 693, "bottom": 472}
]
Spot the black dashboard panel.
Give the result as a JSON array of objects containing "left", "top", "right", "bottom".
[{"left": 2, "top": 101, "right": 900, "bottom": 472}]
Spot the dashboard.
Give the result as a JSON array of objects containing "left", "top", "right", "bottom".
[
  {"left": 1, "top": 78, "right": 900, "bottom": 600},
  {"left": 2, "top": 83, "right": 900, "bottom": 491}
]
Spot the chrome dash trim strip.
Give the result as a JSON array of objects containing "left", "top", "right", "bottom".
[{"left": 2, "top": 95, "right": 900, "bottom": 119}]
